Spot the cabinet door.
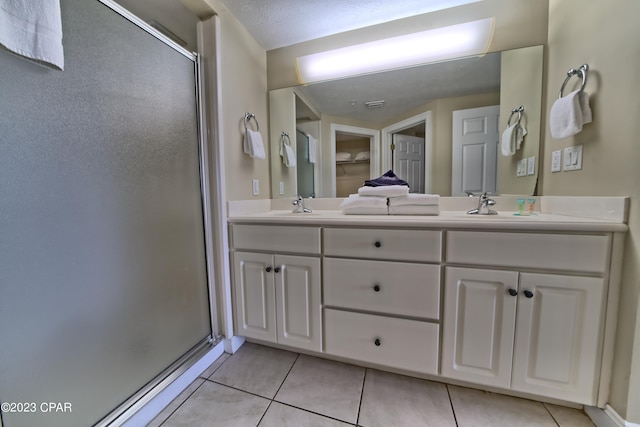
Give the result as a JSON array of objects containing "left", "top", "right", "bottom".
[
  {"left": 233, "top": 252, "right": 277, "bottom": 342},
  {"left": 275, "top": 255, "right": 322, "bottom": 351},
  {"left": 512, "top": 273, "right": 606, "bottom": 404},
  {"left": 442, "top": 267, "right": 519, "bottom": 388}
]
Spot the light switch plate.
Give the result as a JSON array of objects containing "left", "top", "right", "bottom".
[
  {"left": 551, "top": 150, "right": 562, "bottom": 172},
  {"left": 527, "top": 156, "right": 536, "bottom": 176},
  {"left": 516, "top": 159, "right": 527, "bottom": 177},
  {"left": 563, "top": 145, "right": 583, "bottom": 171},
  {"left": 279, "top": 181, "right": 285, "bottom": 195},
  {"left": 252, "top": 179, "right": 260, "bottom": 195}
]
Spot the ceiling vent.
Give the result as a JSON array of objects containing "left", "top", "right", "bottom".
[{"left": 365, "top": 100, "right": 385, "bottom": 109}]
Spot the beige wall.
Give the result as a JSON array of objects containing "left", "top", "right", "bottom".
[
  {"left": 543, "top": 0, "right": 640, "bottom": 422},
  {"left": 497, "top": 45, "right": 544, "bottom": 196},
  {"left": 204, "top": 0, "right": 269, "bottom": 201},
  {"left": 269, "top": 88, "right": 297, "bottom": 197},
  {"left": 267, "top": 0, "right": 548, "bottom": 91}
]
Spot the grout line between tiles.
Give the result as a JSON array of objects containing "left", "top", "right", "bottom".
[
  {"left": 542, "top": 402, "right": 562, "bottom": 427},
  {"left": 355, "top": 368, "right": 368, "bottom": 427},
  {"left": 271, "top": 352, "right": 301, "bottom": 399},
  {"left": 445, "top": 384, "right": 460, "bottom": 427},
  {"left": 157, "top": 378, "right": 207, "bottom": 426},
  {"left": 255, "top": 399, "right": 274, "bottom": 427},
  {"left": 272, "top": 401, "right": 358, "bottom": 426}
]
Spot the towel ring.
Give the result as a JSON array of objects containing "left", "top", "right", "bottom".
[
  {"left": 559, "top": 64, "right": 589, "bottom": 98},
  {"left": 244, "top": 112, "right": 260, "bottom": 132},
  {"left": 507, "top": 106, "right": 525, "bottom": 127},
  {"left": 280, "top": 131, "right": 291, "bottom": 147}
]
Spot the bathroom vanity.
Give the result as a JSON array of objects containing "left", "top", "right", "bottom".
[{"left": 227, "top": 197, "right": 627, "bottom": 408}]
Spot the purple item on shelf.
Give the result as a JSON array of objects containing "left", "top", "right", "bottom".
[{"left": 364, "top": 170, "right": 410, "bottom": 187}]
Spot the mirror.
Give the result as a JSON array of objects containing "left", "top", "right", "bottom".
[{"left": 269, "top": 45, "right": 544, "bottom": 198}]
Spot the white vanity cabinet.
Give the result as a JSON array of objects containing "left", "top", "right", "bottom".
[
  {"left": 442, "top": 231, "right": 611, "bottom": 405},
  {"left": 323, "top": 227, "right": 442, "bottom": 375},
  {"left": 231, "top": 225, "right": 322, "bottom": 352}
]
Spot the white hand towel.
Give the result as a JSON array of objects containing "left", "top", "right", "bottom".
[
  {"left": 307, "top": 135, "right": 317, "bottom": 164},
  {"left": 389, "top": 205, "right": 440, "bottom": 215},
  {"left": 579, "top": 91, "right": 593, "bottom": 124},
  {"left": 515, "top": 124, "right": 527, "bottom": 151},
  {"left": 0, "top": 0, "right": 64, "bottom": 70},
  {"left": 550, "top": 89, "right": 592, "bottom": 139},
  {"left": 388, "top": 193, "right": 440, "bottom": 207},
  {"left": 358, "top": 185, "right": 409, "bottom": 198},
  {"left": 501, "top": 124, "right": 517, "bottom": 156},
  {"left": 243, "top": 129, "right": 266, "bottom": 159},
  {"left": 280, "top": 142, "right": 297, "bottom": 167}
]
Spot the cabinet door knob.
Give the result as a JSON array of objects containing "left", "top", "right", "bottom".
[
  {"left": 374, "top": 338, "right": 381, "bottom": 346},
  {"left": 374, "top": 241, "right": 382, "bottom": 248},
  {"left": 524, "top": 290, "right": 534, "bottom": 298},
  {"left": 508, "top": 288, "right": 518, "bottom": 297},
  {"left": 373, "top": 284, "right": 381, "bottom": 292},
  {"left": 274, "top": 267, "right": 281, "bottom": 273},
  {"left": 265, "top": 266, "right": 272, "bottom": 272}
]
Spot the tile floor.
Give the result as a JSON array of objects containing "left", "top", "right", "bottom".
[{"left": 149, "top": 342, "right": 596, "bottom": 427}]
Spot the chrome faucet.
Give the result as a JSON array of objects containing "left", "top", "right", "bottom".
[
  {"left": 467, "top": 192, "right": 497, "bottom": 215},
  {"left": 292, "top": 195, "right": 312, "bottom": 213}
]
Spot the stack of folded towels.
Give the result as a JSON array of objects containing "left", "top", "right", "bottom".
[{"left": 339, "top": 170, "right": 440, "bottom": 215}]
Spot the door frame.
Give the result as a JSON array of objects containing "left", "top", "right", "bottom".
[
  {"left": 330, "top": 124, "right": 380, "bottom": 197},
  {"left": 381, "top": 111, "right": 432, "bottom": 193}
]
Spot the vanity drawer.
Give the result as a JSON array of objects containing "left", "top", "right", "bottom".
[
  {"left": 324, "top": 258, "right": 440, "bottom": 319},
  {"left": 325, "top": 308, "right": 439, "bottom": 375},
  {"left": 232, "top": 224, "right": 321, "bottom": 254},
  {"left": 446, "top": 231, "right": 610, "bottom": 273},
  {"left": 323, "top": 228, "right": 442, "bottom": 262}
]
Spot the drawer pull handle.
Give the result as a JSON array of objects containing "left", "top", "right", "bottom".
[
  {"left": 265, "top": 266, "right": 272, "bottom": 273},
  {"left": 274, "top": 267, "right": 281, "bottom": 273},
  {"left": 373, "top": 284, "right": 381, "bottom": 292},
  {"left": 374, "top": 338, "right": 381, "bottom": 346},
  {"left": 524, "top": 290, "right": 534, "bottom": 299},
  {"left": 508, "top": 288, "right": 518, "bottom": 297},
  {"left": 374, "top": 241, "right": 382, "bottom": 248}
]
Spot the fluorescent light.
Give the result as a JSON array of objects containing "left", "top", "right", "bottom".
[{"left": 295, "top": 18, "right": 495, "bottom": 84}]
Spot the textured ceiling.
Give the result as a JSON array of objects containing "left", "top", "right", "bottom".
[
  {"left": 218, "top": 0, "right": 481, "bottom": 50},
  {"left": 298, "top": 52, "right": 501, "bottom": 123}
]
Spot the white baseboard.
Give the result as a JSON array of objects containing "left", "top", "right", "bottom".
[
  {"left": 586, "top": 405, "right": 640, "bottom": 427},
  {"left": 224, "top": 335, "right": 245, "bottom": 354},
  {"left": 121, "top": 341, "right": 225, "bottom": 427}
]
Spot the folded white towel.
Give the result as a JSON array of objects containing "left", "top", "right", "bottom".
[
  {"left": 0, "top": 0, "right": 64, "bottom": 70},
  {"left": 355, "top": 151, "right": 370, "bottom": 161},
  {"left": 550, "top": 90, "right": 592, "bottom": 139},
  {"left": 243, "top": 129, "right": 266, "bottom": 159},
  {"left": 388, "top": 193, "right": 440, "bottom": 207},
  {"left": 336, "top": 152, "right": 352, "bottom": 162},
  {"left": 342, "top": 206, "right": 389, "bottom": 215},
  {"left": 358, "top": 185, "right": 409, "bottom": 198},
  {"left": 340, "top": 194, "right": 388, "bottom": 210},
  {"left": 307, "top": 135, "right": 317, "bottom": 164},
  {"left": 280, "top": 142, "right": 296, "bottom": 167},
  {"left": 389, "top": 205, "right": 440, "bottom": 215}
]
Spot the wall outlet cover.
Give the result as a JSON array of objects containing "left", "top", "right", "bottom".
[
  {"left": 551, "top": 150, "right": 562, "bottom": 172},
  {"left": 252, "top": 179, "right": 260, "bottom": 196},
  {"left": 516, "top": 159, "right": 527, "bottom": 177}
]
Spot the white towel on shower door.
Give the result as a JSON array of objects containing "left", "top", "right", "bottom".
[{"left": 0, "top": 0, "right": 65, "bottom": 70}]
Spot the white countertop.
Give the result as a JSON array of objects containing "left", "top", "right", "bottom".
[{"left": 227, "top": 196, "right": 629, "bottom": 232}]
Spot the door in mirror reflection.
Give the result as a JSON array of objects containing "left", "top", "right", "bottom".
[
  {"left": 452, "top": 105, "right": 499, "bottom": 196},
  {"left": 393, "top": 133, "right": 425, "bottom": 193},
  {"left": 296, "top": 130, "right": 315, "bottom": 197}
]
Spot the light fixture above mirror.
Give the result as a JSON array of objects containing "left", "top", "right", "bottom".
[{"left": 295, "top": 18, "right": 495, "bottom": 84}]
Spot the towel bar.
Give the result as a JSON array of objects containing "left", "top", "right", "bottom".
[
  {"left": 559, "top": 64, "right": 589, "bottom": 98},
  {"left": 244, "top": 112, "right": 260, "bottom": 132}
]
